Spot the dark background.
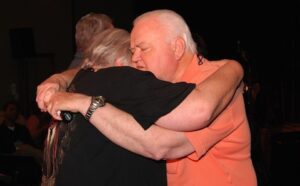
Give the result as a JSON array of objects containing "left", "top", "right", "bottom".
[{"left": 0, "top": 1, "right": 299, "bottom": 186}]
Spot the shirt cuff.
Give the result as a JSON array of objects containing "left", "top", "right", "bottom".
[{"left": 185, "top": 130, "right": 207, "bottom": 160}]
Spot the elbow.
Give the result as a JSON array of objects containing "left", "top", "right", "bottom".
[
  {"left": 193, "top": 102, "right": 217, "bottom": 129},
  {"left": 140, "top": 126, "right": 177, "bottom": 160},
  {"left": 142, "top": 141, "right": 169, "bottom": 160},
  {"left": 229, "top": 60, "right": 244, "bottom": 83},
  {"left": 204, "top": 101, "right": 218, "bottom": 122},
  {"left": 148, "top": 152, "right": 165, "bottom": 161},
  {"left": 198, "top": 110, "right": 214, "bottom": 128},
  {"left": 152, "top": 147, "right": 169, "bottom": 160},
  {"left": 144, "top": 146, "right": 168, "bottom": 161},
  {"left": 190, "top": 105, "right": 214, "bottom": 130}
]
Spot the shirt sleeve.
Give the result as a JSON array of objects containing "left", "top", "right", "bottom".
[
  {"left": 185, "top": 92, "right": 246, "bottom": 160},
  {"left": 185, "top": 123, "right": 234, "bottom": 160}
]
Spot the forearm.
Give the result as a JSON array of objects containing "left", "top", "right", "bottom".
[
  {"left": 88, "top": 104, "right": 194, "bottom": 160},
  {"left": 156, "top": 60, "right": 243, "bottom": 131},
  {"left": 198, "top": 60, "right": 243, "bottom": 120},
  {"left": 45, "top": 92, "right": 195, "bottom": 160}
]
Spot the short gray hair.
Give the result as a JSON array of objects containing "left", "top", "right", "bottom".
[{"left": 134, "top": 9, "right": 197, "bottom": 53}]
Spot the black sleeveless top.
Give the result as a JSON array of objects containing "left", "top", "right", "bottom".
[{"left": 55, "top": 67, "right": 195, "bottom": 186}]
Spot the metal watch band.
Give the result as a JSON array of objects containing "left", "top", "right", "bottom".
[{"left": 85, "top": 96, "right": 106, "bottom": 121}]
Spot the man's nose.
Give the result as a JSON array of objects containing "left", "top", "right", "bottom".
[{"left": 131, "top": 49, "right": 141, "bottom": 63}]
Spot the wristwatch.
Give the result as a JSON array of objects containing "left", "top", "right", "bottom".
[{"left": 85, "top": 96, "right": 106, "bottom": 121}]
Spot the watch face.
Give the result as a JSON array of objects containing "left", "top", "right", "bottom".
[
  {"left": 95, "top": 96, "right": 105, "bottom": 106},
  {"left": 85, "top": 96, "right": 106, "bottom": 120}
]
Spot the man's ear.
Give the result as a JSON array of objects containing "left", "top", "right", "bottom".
[{"left": 173, "top": 37, "right": 185, "bottom": 60}]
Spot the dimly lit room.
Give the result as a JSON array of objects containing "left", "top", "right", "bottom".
[{"left": 0, "top": 1, "right": 299, "bottom": 186}]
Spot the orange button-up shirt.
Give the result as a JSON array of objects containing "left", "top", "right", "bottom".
[{"left": 167, "top": 55, "right": 257, "bottom": 186}]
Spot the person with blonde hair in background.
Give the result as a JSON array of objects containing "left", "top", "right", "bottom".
[{"left": 68, "top": 12, "right": 113, "bottom": 69}]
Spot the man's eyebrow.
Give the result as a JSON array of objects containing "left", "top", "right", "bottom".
[
  {"left": 135, "top": 41, "right": 147, "bottom": 48},
  {"left": 130, "top": 42, "right": 143, "bottom": 52}
]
